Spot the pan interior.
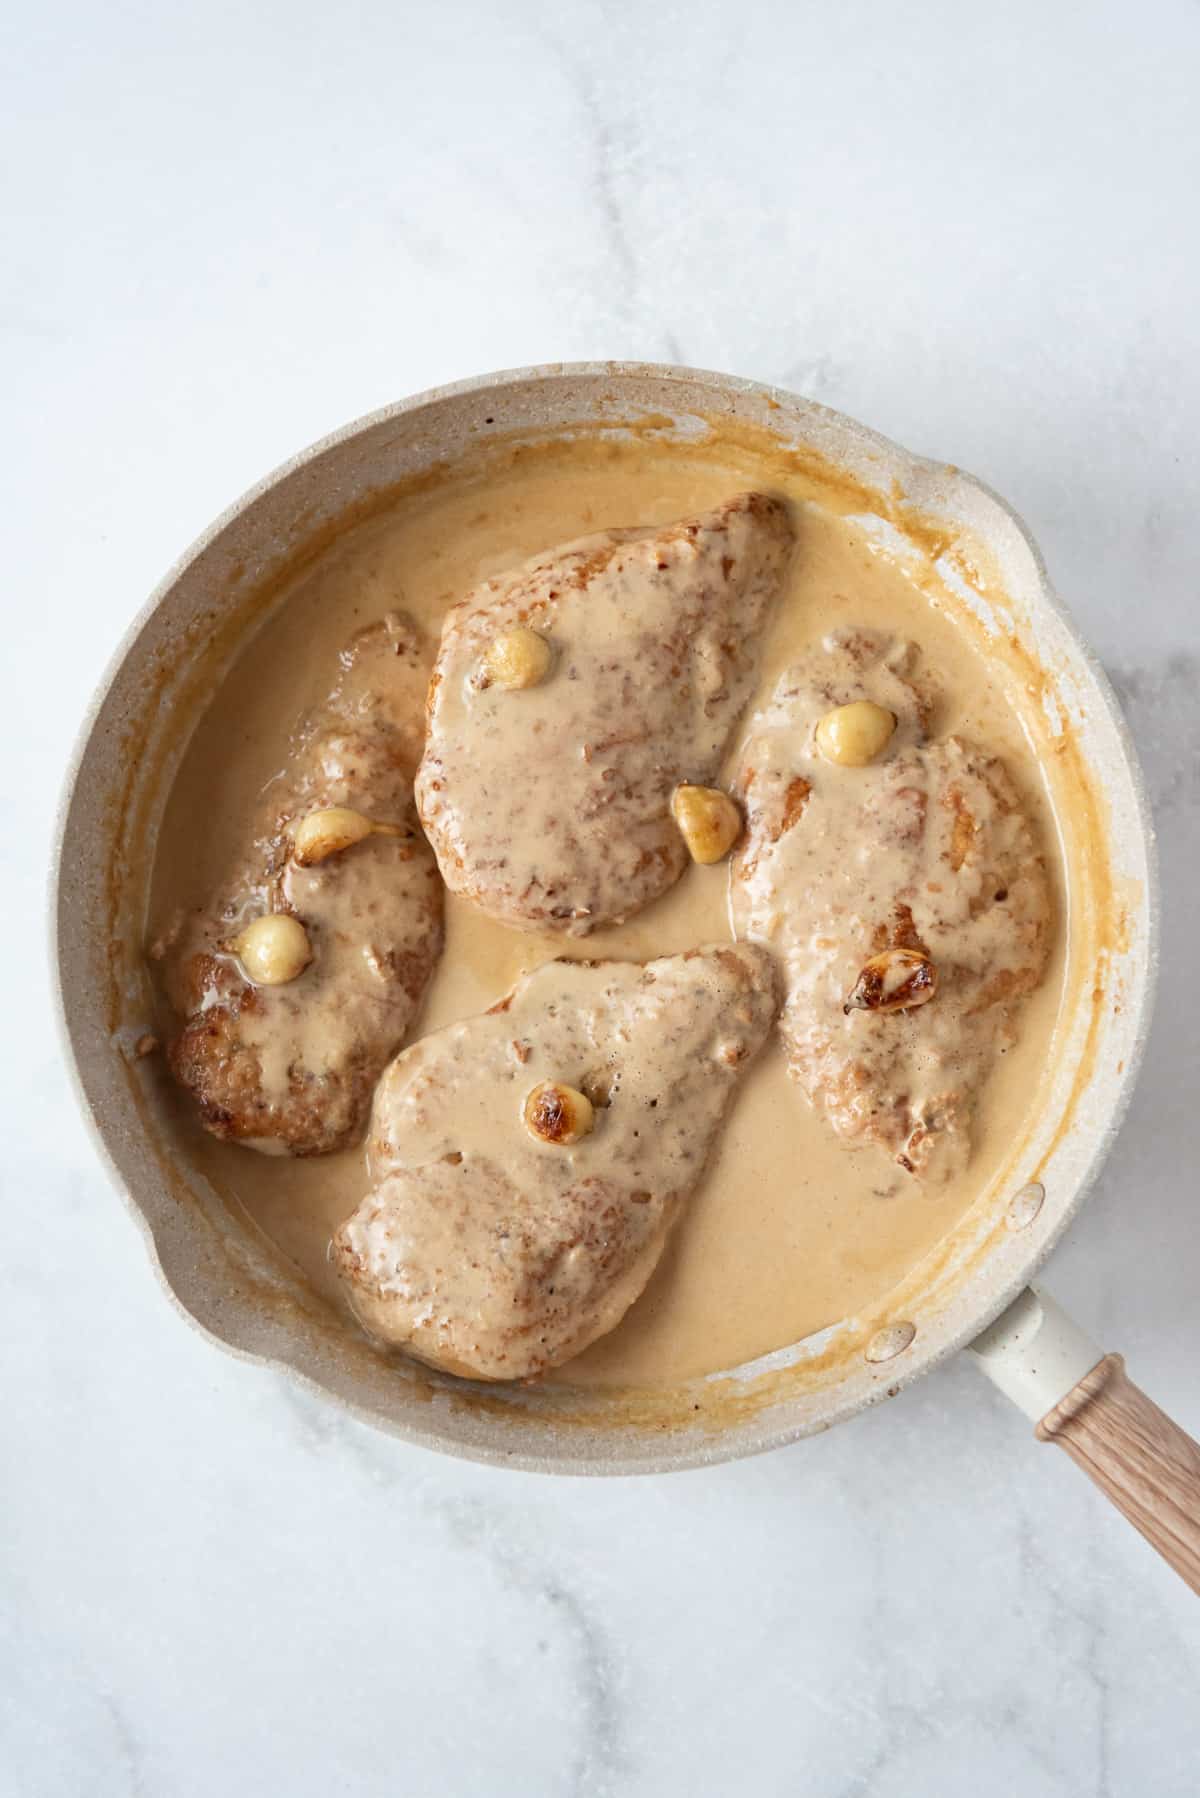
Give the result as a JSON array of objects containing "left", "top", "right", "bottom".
[{"left": 56, "top": 365, "right": 1154, "bottom": 1472}]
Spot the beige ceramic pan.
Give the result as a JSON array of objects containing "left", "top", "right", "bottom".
[{"left": 53, "top": 362, "right": 1200, "bottom": 1588}]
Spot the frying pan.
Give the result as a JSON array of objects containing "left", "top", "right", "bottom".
[{"left": 53, "top": 362, "right": 1200, "bottom": 1591}]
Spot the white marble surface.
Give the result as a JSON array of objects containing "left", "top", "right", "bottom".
[{"left": 5, "top": 2, "right": 1200, "bottom": 1792}]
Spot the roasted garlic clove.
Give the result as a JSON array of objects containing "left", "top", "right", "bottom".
[
  {"left": 844, "top": 947, "right": 936, "bottom": 1014},
  {"left": 478, "top": 625, "right": 554, "bottom": 692},
  {"left": 291, "top": 807, "right": 407, "bottom": 867},
  {"left": 523, "top": 1081, "right": 595, "bottom": 1146},
  {"left": 670, "top": 783, "right": 742, "bottom": 864},
  {"left": 232, "top": 914, "right": 313, "bottom": 986},
  {"left": 816, "top": 700, "right": 896, "bottom": 767}
]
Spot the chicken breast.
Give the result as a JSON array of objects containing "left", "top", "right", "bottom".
[
  {"left": 162, "top": 615, "right": 443, "bottom": 1156},
  {"left": 731, "top": 628, "right": 1051, "bottom": 1183},
  {"left": 415, "top": 492, "right": 794, "bottom": 935},
  {"left": 332, "top": 942, "right": 779, "bottom": 1380}
]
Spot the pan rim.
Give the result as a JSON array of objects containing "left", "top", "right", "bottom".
[{"left": 50, "top": 360, "right": 1161, "bottom": 1473}]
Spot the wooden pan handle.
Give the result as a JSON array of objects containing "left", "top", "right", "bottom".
[
  {"left": 1036, "top": 1354, "right": 1200, "bottom": 1594},
  {"left": 972, "top": 1290, "right": 1200, "bottom": 1593}
]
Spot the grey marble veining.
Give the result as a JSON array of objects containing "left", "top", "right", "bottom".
[{"left": 4, "top": 1, "right": 1200, "bottom": 1793}]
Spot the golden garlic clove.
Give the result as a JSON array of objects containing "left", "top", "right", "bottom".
[
  {"left": 816, "top": 701, "right": 896, "bottom": 767},
  {"left": 670, "top": 783, "right": 742, "bottom": 865},
  {"left": 478, "top": 625, "right": 554, "bottom": 692},
  {"left": 523, "top": 1081, "right": 595, "bottom": 1146},
  {"left": 291, "top": 807, "right": 406, "bottom": 867},
  {"left": 232, "top": 914, "right": 313, "bottom": 986},
  {"left": 844, "top": 947, "right": 936, "bottom": 1014}
]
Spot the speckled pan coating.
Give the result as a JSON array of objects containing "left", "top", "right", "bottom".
[{"left": 52, "top": 363, "right": 1158, "bottom": 1474}]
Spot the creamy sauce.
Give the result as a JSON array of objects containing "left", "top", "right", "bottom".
[
  {"left": 417, "top": 491, "right": 792, "bottom": 932},
  {"left": 149, "top": 438, "right": 1067, "bottom": 1389},
  {"left": 159, "top": 617, "right": 442, "bottom": 1155},
  {"left": 336, "top": 943, "right": 776, "bottom": 1380},
  {"left": 732, "top": 629, "right": 1052, "bottom": 1185}
]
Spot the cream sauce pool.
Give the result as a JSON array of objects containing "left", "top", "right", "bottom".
[{"left": 148, "top": 437, "right": 1068, "bottom": 1389}]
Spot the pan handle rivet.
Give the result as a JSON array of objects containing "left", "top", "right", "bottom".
[
  {"left": 865, "top": 1321, "right": 916, "bottom": 1363},
  {"left": 1005, "top": 1181, "right": 1045, "bottom": 1231}
]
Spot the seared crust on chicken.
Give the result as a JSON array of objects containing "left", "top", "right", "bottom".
[
  {"left": 415, "top": 492, "right": 794, "bottom": 934},
  {"left": 732, "top": 629, "right": 1051, "bottom": 1182},
  {"left": 162, "top": 616, "right": 443, "bottom": 1156},
  {"left": 332, "top": 942, "right": 779, "bottom": 1379}
]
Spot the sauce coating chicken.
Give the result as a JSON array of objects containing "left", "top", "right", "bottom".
[
  {"left": 732, "top": 628, "right": 1051, "bottom": 1182},
  {"left": 161, "top": 616, "right": 443, "bottom": 1156},
  {"left": 332, "top": 943, "right": 779, "bottom": 1379},
  {"left": 415, "top": 492, "right": 794, "bottom": 934}
]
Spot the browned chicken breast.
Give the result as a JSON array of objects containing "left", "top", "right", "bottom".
[
  {"left": 415, "top": 492, "right": 794, "bottom": 935},
  {"left": 162, "top": 616, "right": 443, "bottom": 1156},
  {"left": 332, "top": 942, "right": 779, "bottom": 1380},
  {"left": 732, "top": 629, "right": 1051, "bottom": 1183}
]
